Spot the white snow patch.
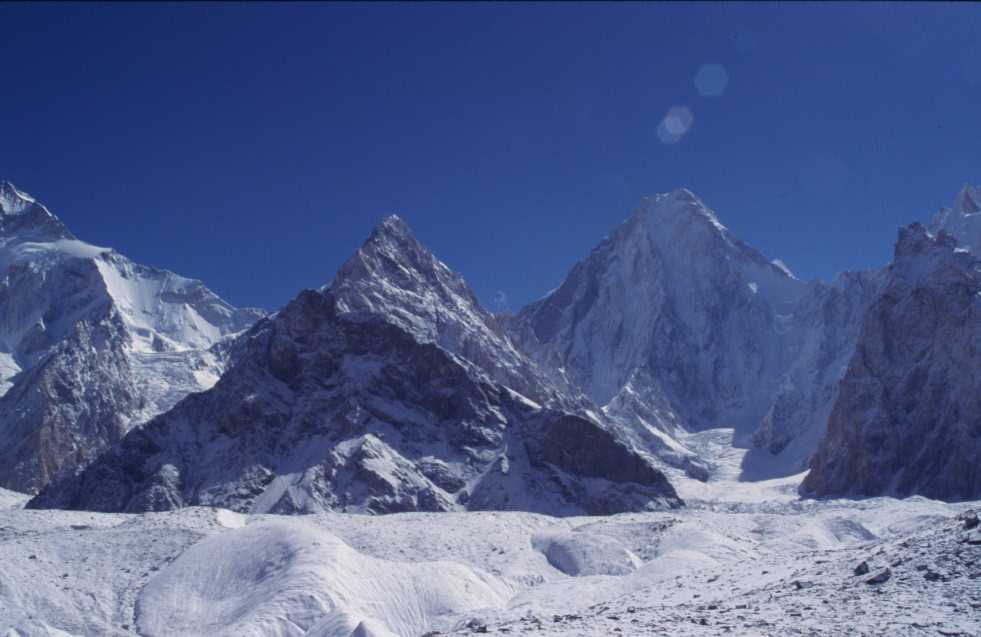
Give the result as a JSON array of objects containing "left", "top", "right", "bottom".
[
  {"left": 137, "top": 520, "right": 511, "bottom": 637},
  {"left": 0, "top": 351, "right": 20, "bottom": 398}
]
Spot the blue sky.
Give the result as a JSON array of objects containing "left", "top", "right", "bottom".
[{"left": 2, "top": 3, "right": 979, "bottom": 311}]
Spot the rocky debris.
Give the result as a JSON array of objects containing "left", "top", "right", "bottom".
[
  {"left": 854, "top": 561, "right": 870, "bottom": 576},
  {"left": 865, "top": 568, "right": 892, "bottom": 585},
  {"left": 958, "top": 509, "right": 979, "bottom": 530},
  {"left": 440, "top": 509, "right": 981, "bottom": 637},
  {"left": 463, "top": 618, "right": 488, "bottom": 633}
]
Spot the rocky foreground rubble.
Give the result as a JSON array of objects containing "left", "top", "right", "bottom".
[{"left": 444, "top": 509, "right": 981, "bottom": 637}]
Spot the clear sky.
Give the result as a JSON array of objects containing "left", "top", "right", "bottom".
[{"left": 2, "top": 3, "right": 979, "bottom": 311}]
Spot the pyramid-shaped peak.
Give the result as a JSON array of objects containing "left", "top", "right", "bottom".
[
  {"left": 329, "top": 212, "right": 456, "bottom": 299},
  {"left": 353, "top": 214, "right": 431, "bottom": 265},
  {"left": 632, "top": 187, "right": 727, "bottom": 236},
  {"left": 368, "top": 213, "right": 416, "bottom": 241}
]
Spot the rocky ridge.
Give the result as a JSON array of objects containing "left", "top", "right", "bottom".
[
  {"left": 802, "top": 223, "right": 981, "bottom": 500},
  {"left": 29, "top": 216, "right": 681, "bottom": 515}
]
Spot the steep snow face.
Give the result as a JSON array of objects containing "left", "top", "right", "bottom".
[
  {"left": 0, "top": 181, "right": 264, "bottom": 493},
  {"left": 30, "top": 219, "right": 681, "bottom": 516},
  {"left": 749, "top": 270, "right": 882, "bottom": 473},
  {"left": 517, "top": 189, "right": 804, "bottom": 418},
  {"left": 803, "top": 224, "right": 981, "bottom": 500},
  {"left": 931, "top": 183, "right": 981, "bottom": 254},
  {"left": 94, "top": 252, "right": 261, "bottom": 353},
  {"left": 511, "top": 190, "right": 874, "bottom": 477}
]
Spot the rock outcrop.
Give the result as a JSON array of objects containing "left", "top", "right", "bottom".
[{"left": 802, "top": 224, "right": 981, "bottom": 500}]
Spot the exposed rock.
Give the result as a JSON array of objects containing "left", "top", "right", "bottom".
[
  {"left": 865, "top": 568, "right": 892, "bottom": 585},
  {"left": 30, "top": 216, "right": 681, "bottom": 515},
  {"left": 802, "top": 224, "right": 981, "bottom": 500},
  {"left": 0, "top": 181, "right": 262, "bottom": 493},
  {"left": 931, "top": 183, "right": 981, "bottom": 254}
]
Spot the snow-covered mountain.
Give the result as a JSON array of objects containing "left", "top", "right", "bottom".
[
  {"left": 30, "top": 216, "right": 681, "bottom": 515},
  {"left": 748, "top": 270, "right": 881, "bottom": 468},
  {"left": 510, "top": 189, "right": 877, "bottom": 477},
  {"left": 802, "top": 223, "right": 981, "bottom": 500},
  {"left": 0, "top": 181, "right": 263, "bottom": 493},
  {"left": 8, "top": 179, "right": 981, "bottom": 636}
]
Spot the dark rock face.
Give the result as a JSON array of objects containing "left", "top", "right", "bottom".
[
  {"left": 0, "top": 314, "right": 140, "bottom": 494},
  {"left": 30, "top": 219, "right": 681, "bottom": 515},
  {"left": 802, "top": 224, "right": 981, "bottom": 500},
  {"left": 865, "top": 568, "right": 892, "bottom": 585}
]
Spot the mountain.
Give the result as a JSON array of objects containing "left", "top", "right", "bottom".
[
  {"left": 0, "top": 181, "right": 263, "bottom": 493},
  {"left": 931, "top": 183, "right": 981, "bottom": 254},
  {"left": 801, "top": 223, "right": 981, "bottom": 500},
  {"left": 510, "top": 189, "right": 877, "bottom": 477},
  {"left": 29, "top": 215, "right": 681, "bottom": 515},
  {"left": 748, "top": 270, "right": 881, "bottom": 467}
]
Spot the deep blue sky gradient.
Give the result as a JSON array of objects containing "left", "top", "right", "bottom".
[{"left": 2, "top": 3, "right": 979, "bottom": 310}]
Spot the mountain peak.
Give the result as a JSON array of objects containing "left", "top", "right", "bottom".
[
  {"left": 634, "top": 188, "right": 728, "bottom": 235},
  {"left": 359, "top": 213, "right": 422, "bottom": 252},
  {"left": 954, "top": 184, "right": 980, "bottom": 215},
  {"left": 894, "top": 222, "right": 965, "bottom": 268},
  {"left": 377, "top": 213, "right": 410, "bottom": 232},
  {"left": 328, "top": 212, "right": 472, "bottom": 323},
  {"left": 366, "top": 214, "right": 415, "bottom": 243},
  {"left": 0, "top": 180, "right": 36, "bottom": 216},
  {"left": 0, "top": 181, "right": 75, "bottom": 241},
  {"left": 669, "top": 186, "right": 699, "bottom": 203}
]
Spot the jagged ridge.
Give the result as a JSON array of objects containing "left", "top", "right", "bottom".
[{"left": 29, "top": 215, "right": 681, "bottom": 515}]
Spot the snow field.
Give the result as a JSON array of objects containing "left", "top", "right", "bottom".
[{"left": 2, "top": 492, "right": 977, "bottom": 636}]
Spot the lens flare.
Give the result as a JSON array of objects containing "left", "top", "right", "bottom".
[
  {"left": 657, "top": 106, "right": 694, "bottom": 144},
  {"left": 694, "top": 64, "right": 729, "bottom": 98}
]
